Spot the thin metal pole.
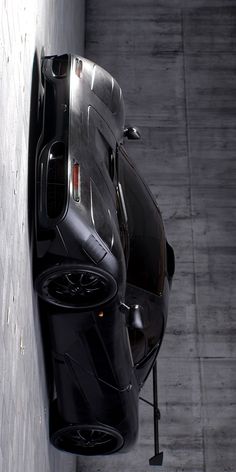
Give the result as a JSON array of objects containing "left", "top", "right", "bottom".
[
  {"left": 149, "top": 360, "right": 163, "bottom": 466},
  {"left": 153, "top": 361, "right": 160, "bottom": 455}
]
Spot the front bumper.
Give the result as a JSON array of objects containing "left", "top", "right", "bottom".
[{"left": 37, "top": 55, "right": 71, "bottom": 229}]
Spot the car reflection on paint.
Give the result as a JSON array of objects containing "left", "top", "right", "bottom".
[{"left": 34, "top": 54, "right": 175, "bottom": 459}]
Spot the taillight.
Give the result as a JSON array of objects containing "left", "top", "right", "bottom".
[{"left": 73, "top": 163, "right": 80, "bottom": 202}]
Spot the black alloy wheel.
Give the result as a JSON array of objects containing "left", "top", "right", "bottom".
[
  {"left": 35, "top": 265, "right": 117, "bottom": 308},
  {"left": 51, "top": 424, "right": 124, "bottom": 455}
]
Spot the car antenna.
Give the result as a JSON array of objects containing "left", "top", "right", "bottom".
[{"left": 140, "top": 360, "right": 163, "bottom": 466}]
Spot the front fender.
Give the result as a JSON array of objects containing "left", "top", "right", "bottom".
[{"left": 49, "top": 300, "right": 139, "bottom": 450}]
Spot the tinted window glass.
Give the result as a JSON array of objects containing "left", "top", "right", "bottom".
[{"left": 118, "top": 146, "right": 166, "bottom": 295}]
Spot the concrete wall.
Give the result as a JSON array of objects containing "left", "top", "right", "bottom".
[{"left": 81, "top": 2, "right": 236, "bottom": 471}]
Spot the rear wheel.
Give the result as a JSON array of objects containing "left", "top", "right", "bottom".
[
  {"left": 51, "top": 424, "right": 124, "bottom": 455},
  {"left": 35, "top": 265, "right": 117, "bottom": 309}
]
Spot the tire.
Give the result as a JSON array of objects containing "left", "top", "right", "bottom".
[
  {"left": 51, "top": 423, "right": 124, "bottom": 456},
  {"left": 35, "top": 264, "right": 117, "bottom": 309}
]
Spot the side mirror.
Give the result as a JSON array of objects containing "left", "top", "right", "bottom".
[
  {"left": 120, "top": 303, "right": 144, "bottom": 329},
  {"left": 128, "top": 305, "right": 144, "bottom": 329},
  {"left": 124, "top": 127, "right": 141, "bottom": 140}
]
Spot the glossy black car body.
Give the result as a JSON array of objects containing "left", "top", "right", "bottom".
[{"left": 35, "top": 54, "right": 175, "bottom": 456}]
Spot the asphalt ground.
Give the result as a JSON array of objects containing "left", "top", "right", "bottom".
[{"left": 0, "top": 1, "right": 84, "bottom": 471}]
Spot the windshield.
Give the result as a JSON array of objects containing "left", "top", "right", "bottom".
[{"left": 118, "top": 146, "right": 166, "bottom": 296}]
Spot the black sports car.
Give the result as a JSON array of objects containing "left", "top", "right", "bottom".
[{"left": 34, "top": 54, "right": 174, "bottom": 462}]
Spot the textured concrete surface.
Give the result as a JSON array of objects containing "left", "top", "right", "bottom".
[
  {"left": 80, "top": 1, "right": 236, "bottom": 471},
  {"left": 0, "top": 1, "right": 84, "bottom": 471}
]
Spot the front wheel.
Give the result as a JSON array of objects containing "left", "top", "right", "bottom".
[{"left": 35, "top": 264, "right": 117, "bottom": 309}]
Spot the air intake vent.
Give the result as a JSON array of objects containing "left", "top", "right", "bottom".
[
  {"left": 48, "top": 142, "right": 66, "bottom": 184},
  {"left": 47, "top": 142, "right": 67, "bottom": 219}
]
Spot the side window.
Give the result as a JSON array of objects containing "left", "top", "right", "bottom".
[
  {"left": 98, "top": 143, "right": 129, "bottom": 261},
  {"left": 116, "top": 182, "right": 129, "bottom": 264},
  {"left": 118, "top": 146, "right": 166, "bottom": 296}
]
